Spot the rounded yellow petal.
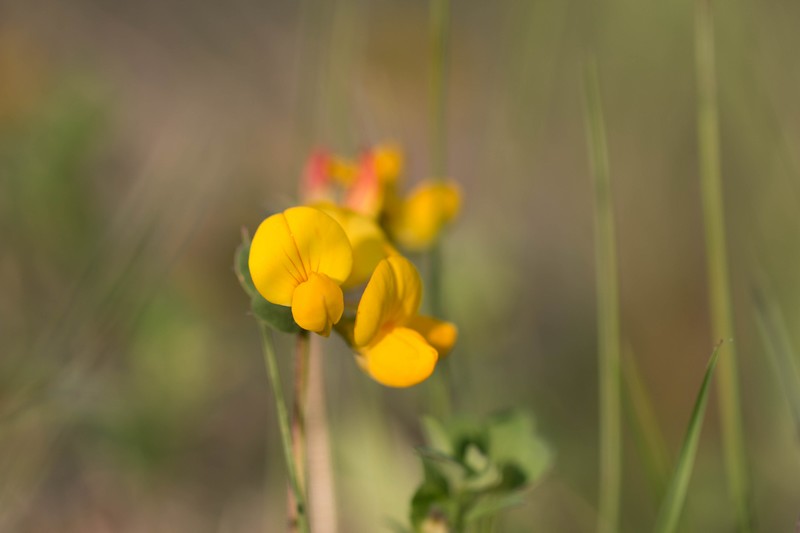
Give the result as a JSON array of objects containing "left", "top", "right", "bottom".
[
  {"left": 362, "top": 327, "right": 438, "bottom": 388},
  {"left": 249, "top": 206, "right": 352, "bottom": 306},
  {"left": 249, "top": 213, "right": 308, "bottom": 306},
  {"left": 291, "top": 272, "right": 344, "bottom": 337},
  {"left": 318, "top": 205, "right": 390, "bottom": 289},
  {"left": 392, "top": 181, "right": 462, "bottom": 251},
  {"left": 407, "top": 315, "right": 458, "bottom": 358},
  {"left": 354, "top": 256, "right": 422, "bottom": 347}
]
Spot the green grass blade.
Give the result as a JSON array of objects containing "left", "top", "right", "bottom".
[
  {"left": 753, "top": 285, "right": 800, "bottom": 436},
  {"left": 694, "top": 2, "right": 752, "bottom": 529},
  {"left": 653, "top": 342, "right": 723, "bottom": 533},
  {"left": 583, "top": 59, "right": 622, "bottom": 533},
  {"left": 622, "top": 348, "right": 671, "bottom": 503}
]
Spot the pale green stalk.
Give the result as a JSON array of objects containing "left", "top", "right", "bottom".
[
  {"left": 259, "top": 324, "right": 310, "bottom": 533},
  {"left": 694, "top": 1, "right": 752, "bottom": 529},
  {"left": 583, "top": 60, "right": 621, "bottom": 533}
]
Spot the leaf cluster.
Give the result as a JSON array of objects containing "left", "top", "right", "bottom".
[{"left": 409, "top": 410, "right": 552, "bottom": 532}]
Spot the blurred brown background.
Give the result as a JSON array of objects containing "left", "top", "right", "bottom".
[{"left": 2, "top": 0, "right": 800, "bottom": 531}]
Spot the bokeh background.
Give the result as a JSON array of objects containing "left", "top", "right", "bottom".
[{"left": 2, "top": 0, "right": 800, "bottom": 531}]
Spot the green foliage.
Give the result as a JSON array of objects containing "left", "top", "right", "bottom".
[
  {"left": 234, "top": 231, "right": 301, "bottom": 334},
  {"left": 410, "top": 410, "right": 552, "bottom": 532},
  {"left": 653, "top": 343, "right": 723, "bottom": 533}
]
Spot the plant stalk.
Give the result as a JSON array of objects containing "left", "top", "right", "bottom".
[
  {"left": 259, "top": 324, "right": 310, "bottom": 533},
  {"left": 289, "top": 333, "right": 311, "bottom": 532},
  {"left": 694, "top": 1, "right": 752, "bottom": 530}
]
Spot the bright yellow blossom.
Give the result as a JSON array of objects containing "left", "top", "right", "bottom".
[
  {"left": 249, "top": 206, "right": 353, "bottom": 337},
  {"left": 353, "top": 256, "right": 457, "bottom": 387},
  {"left": 390, "top": 181, "right": 461, "bottom": 251},
  {"left": 371, "top": 143, "right": 403, "bottom": 184},
  {"left": 315, "top": 203, "right": 398, "bottom": 289}
]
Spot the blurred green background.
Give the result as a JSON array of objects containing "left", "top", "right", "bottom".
[{"left": 2, "top": 0, "right": 799, "bottom": 531}]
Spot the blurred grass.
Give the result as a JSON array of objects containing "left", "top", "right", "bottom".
[
  {"left": 694, "top": 1, "right": 752, "bottom": 529},
  {"left": 654, "top": 342, "right": 722, "bottom": 533},
  {"left": 583, "top": 60, "right": 621, "bottom": 533}
]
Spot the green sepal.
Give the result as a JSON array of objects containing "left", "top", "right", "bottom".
[{"left": 251, "top": 294, "right": 301, "bottom": 333}]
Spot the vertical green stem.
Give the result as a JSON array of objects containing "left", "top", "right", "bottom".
[
  {"left": 583, "top": 60, "right": 621, "bottom": 533},
  {"left": 428, "top": 0, "right": 454, "bottom": 418},
  {"left": 259, "top": 324, "right": 310, "bottom": 533},
  {"left": 694, "top": 1, "right": 752, "bottom": 530}
]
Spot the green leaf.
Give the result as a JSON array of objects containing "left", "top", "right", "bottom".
[
  {"left": 416, "top": 446, "right": 468, "bottom": 490},
  {"left": 421, "top": 415, "right": 454, "bottom": 456},
  {"left": 410, "top": 462, "right": 451, "bottom": 528},
  {"left": 463, "top": 492, "right": 525, "bottom": 524},
  {"left": 486, "top": 410, "right": 552, "bottom": 487},
  {"left": 234, "top": 232, "right": 257, "bottom": 298},
  {"left": 653, "top": 342, "right": 723, "bottom": 533},
  {"left": 235, "top": 230, "right": 301, "bottom": 334},
  {"left": 251, "top": 294, "right": 301, "bottom": 333}
]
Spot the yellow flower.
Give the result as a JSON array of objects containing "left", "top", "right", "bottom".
[
  {"left": 372, "top": 143, "right": 403, "bottom": 184},
  {"left": 390, "top": 181, "right": 461, "bottom": 251},
  {"left": 315, "top": 203, "right": 397, "bottom": 289},
  {"left": 353, "top": 256, "right": 457, "bottom": 387},
  {"left": 249, "top": 206, "right": 353, "bottom": 337},
  {"left": 342, "top": 144, "right": 404, "bottom": 217}
]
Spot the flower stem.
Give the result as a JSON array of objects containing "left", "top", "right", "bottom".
[
  {"left": 258, "top": 323, "right": 310, "bottom": 533},
  {"left": 289, "top": 333, "right": 311, "bottom": 531},
  {"left": 694, "top": 1, "right": 752, "bottom": 530},
  {"left": 306, "top": 334, "right": 339, "bottom": 533}
]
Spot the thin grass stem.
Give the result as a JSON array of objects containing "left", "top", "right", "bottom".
[
  {"left": 583, "top": 59, "right": 622, "bottom": 533},
  {"left": 694, "top": 1, "right": 752, "bottom": 530},
  {"left": 653, "top": 342, "right": 724, "bottom": 533}
]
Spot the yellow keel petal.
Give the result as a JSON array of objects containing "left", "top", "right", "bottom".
[{"left": 363, "top": 327, "right": 438, "bottom": 388}]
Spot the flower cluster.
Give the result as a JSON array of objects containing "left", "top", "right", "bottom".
[{"left": 246, "top": 143, "right": 460, "bottom": 388}]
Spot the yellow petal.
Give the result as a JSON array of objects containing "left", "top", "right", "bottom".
[
  {"left": 354, "top": 256, "right": 422, "bottom": 347},
  {"left": 291, "top": 272, "right": 344, "bottom": 337},
  {"left": 372, "top": 143, "right": 403, "bottom": 184},
  {"left": 318, "top": 205, "right": 390, "bottom": 289},
  {"left": 391, "top": 181, "right": 461, "bottom": 251},
  {"left": 249, "top": 206, "right": 352, "bottom": 306},
  {"left": 362, "top": 327, "right": 438, "bottom": 388},
  {"left": 407, "top": 315, "right": 458, "bottom": 358},
  {"left": 283, "top": 206, "right": 353, "bottom": 283}
]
